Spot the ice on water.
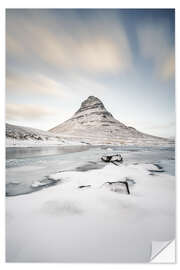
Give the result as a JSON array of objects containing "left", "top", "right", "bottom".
[{"left": 6, "top": 145, "right": 175, "bottom": 262}]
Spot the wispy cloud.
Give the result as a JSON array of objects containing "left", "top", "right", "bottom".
[
  {"left": 137, "top": 23, "right": 174, "bottom": 80},
  {"left": 160, "top": 52, "right": 175, "bottom": 80},
  {"left": 6, "top": 103, "right": 61, "bottom": 120},
  {"left": 6, "top": 72, "right": 69, "bottom": 97},
  {"left": 6, "top": 10, "right": 132, "bottom": 74}
]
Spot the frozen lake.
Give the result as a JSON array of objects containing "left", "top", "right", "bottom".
[
  {"left": 6, "top": 144, "right": 175, "bottom": 263},
  {"left": 6, "top": 145, "right": 175, "bottom": 196}
]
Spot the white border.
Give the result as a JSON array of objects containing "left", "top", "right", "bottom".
[
  {"left": 0, "top": 0, "right": 178, "bottom": 9},
  {"left": 0, "top": 5, "right": 5, "bottom": 265},
  {"left": 0, "top": 1, "right": 179, "bottom": 269}
]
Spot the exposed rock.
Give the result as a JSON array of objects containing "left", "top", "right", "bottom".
[
  {"left": 78, "top": 185, "right": 91, "bottom": 189},
  {"left": 101, "top": 154, "right": 123, "bottom": 165},
  {"left": 148, "top": 163, "right": 165, "bottom": 173},
  {"left": 104, "top": 180, "right": 131, "bottom": 194}
]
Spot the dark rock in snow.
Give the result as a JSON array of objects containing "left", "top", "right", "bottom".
[
  {"left": 148, "top": 164, "right": 165, "bottom": 173},
  {"left": 104, "top": 180, "right": 131, "bottom": 194},
  {"left": 78, "top": 185, "right": 91, "bottom": 189},
  {"left": 101, "top": 154, "right": 123, "bottom": 165}
]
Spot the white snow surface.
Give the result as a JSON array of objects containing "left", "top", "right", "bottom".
[
  {"left": 6, "top": 162, "right": 175, "bottom": 262},
  {"left": 6, "top": 137, "right": 85, "bottom": 147}
]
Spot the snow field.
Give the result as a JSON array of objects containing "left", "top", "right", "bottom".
[{"left": 6, "top": 162, "right": 175, "bottom": 262}]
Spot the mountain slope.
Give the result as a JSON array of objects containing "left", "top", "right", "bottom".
[
  {"left": 6, "top": 123, "right": 59, "bottom": 141},
  {"left": 6, "top": 123, "right": 84, "bottom": 147},
  {"left": 49, "top": 96, "right": 170, "bottom": 145}
]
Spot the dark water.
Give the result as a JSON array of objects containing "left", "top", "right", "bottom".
[{"left": 6, "top": 145, "right": 175, "bottom": 196}]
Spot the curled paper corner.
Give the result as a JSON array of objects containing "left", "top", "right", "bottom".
[{"left": 150, "top": 240, "right": 175, "bottom": 263}]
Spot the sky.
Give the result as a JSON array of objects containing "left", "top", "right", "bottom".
[{"left": 6, "top": 9, "right": 175, "bottom": 138}]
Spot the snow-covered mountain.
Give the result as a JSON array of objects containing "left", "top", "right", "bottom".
[
  {"left": 6, "top": 123, "right": 59, "bottom": 141},
  {"left": 49, "top": 96, "right": 171, "bottom": 145},
  {"left": 6, "top": 123, "right": 85, "bottom": 147},
  {"left": 6, "top": 96, "right": 173, "bottom": 146}
]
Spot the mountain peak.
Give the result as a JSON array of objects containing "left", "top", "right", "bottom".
[
  {"left": 86, "top": 96, "right": 102, "bottom": 102},
  {"left": 75, "top": 96, "right": 105, "bottom": 115},
  {"left": 87, "top": 95, "right": 100, "bottom": 100}
]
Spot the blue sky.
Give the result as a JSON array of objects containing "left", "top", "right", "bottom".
[{"left": 6, "top": 9, "right": 175, "bottom": 138}]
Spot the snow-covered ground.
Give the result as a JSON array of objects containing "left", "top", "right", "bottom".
[
  {"left": 6, "top": 146, "right": 175, "bottom": 262},
  {"left": 6, "top": 137, "right": 87, "bottom": 147},
  {"left": 6, "top": 136, "right": 174, "bottom": 148}
]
